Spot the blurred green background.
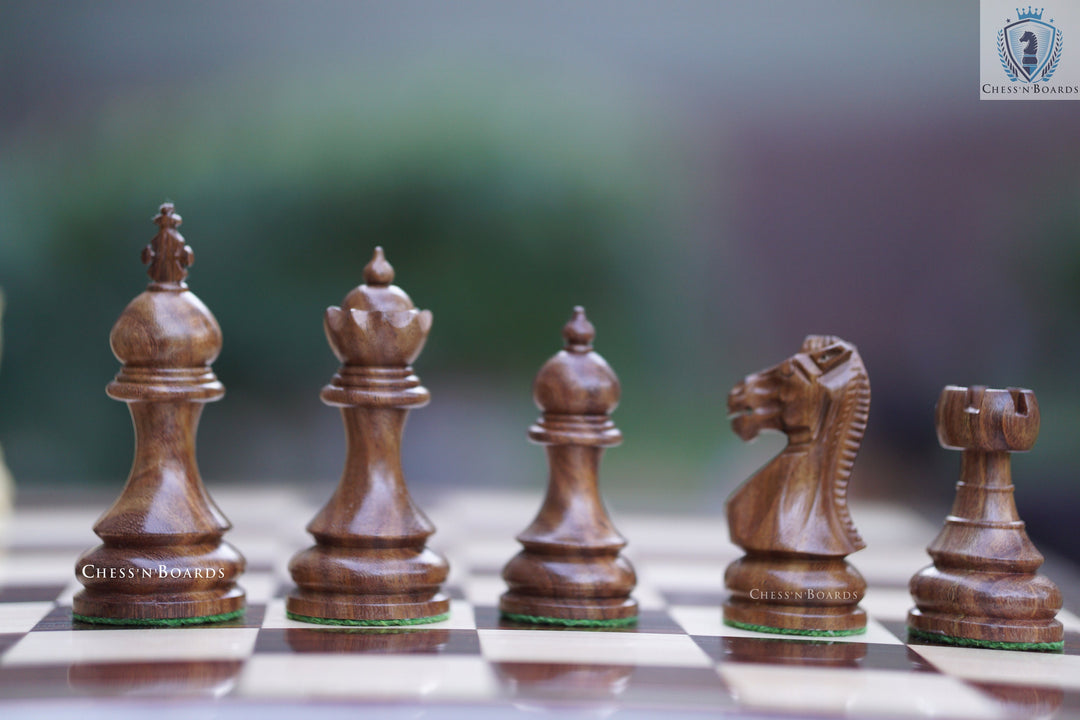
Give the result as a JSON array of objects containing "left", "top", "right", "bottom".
[{"left": 1, "top": 2, "right": 1078, "bottom": 559}]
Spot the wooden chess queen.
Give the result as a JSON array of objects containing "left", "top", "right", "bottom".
[
  {"left": 286, "top": 247, "right": 449, "bottom": 625},
  {"left": 724, "top": 335, "right": 869, "bottom": 635}
]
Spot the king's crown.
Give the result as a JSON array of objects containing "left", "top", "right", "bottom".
[{"left": 1017, "top": 6, "right": 1044, "bottom": 20}]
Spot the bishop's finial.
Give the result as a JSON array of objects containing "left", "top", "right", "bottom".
[
  {"left": 363, "top": 246, "right": 395, "bottom": 287},
  {"left": 142, "top": 202, "right": 194, "bottom": 287},
  {"left": 562, "top": 306, "right": 595, "bottom": 353}
]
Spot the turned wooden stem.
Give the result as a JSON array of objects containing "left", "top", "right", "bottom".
[
  {"left": 307, "top": 406, "right": 432, "bottom": 548},
  {"left": 516, "top": 445, "right": 624, "bottom": 553},
  {"left": 95, "top": 401, "right": 227, "bottom": 544}
]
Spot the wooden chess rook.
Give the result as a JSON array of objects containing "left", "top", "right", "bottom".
[
  {"left": 73, "top": 203, "right": 245, "bottom": 625},
  {"left": 500, "top": 307, "right": 637, "bottom": 626},
  {"left": 287, "top": 247, "right": 449, "bottom": 625},
  {"left": 908, "top": 385, "right": 1063, "bottom": 651},
  {"left": 723, "top": 335, "right": 870, "bottom": 635}
]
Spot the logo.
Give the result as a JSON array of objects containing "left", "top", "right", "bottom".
[{"left": 997, "top": 6, "right": 1063, "bottom": 83}]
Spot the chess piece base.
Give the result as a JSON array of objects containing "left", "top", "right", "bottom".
[
  {"left": 286, "top": 591, "right": 449, "bottom": 625},
  {"left": 907, "top": 608, "right": 1063, "bottom": 649},
  {"left": 72, "top": 587, "right": 245, "bottom": 625},
  {"left": 723, "top": 598, "right": 867, "bottom": 636},
  {"left": 499, "top": 592, "right": 638, "bottom": 625},
  {"left": 723, "top": 553, "right": 867, "bottom": 634}
]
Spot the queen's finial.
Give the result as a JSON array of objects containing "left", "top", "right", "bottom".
[
  {"left": 562, "top": 306, "right": 595, "bottom": 353},
  {"left": 363, "top": 247, "right": 395, "bottom": 287},
  {"left": 142, "top": 202, "right": 194, "bottom": 287}
]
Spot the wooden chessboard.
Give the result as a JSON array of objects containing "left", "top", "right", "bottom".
[{"left": 1, "top": 488, "right": 1079, "bottom": 718}]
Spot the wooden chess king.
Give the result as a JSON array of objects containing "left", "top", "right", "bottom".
[
  {"left": 73, "top": 203, "right": 246, "bottom": 626},
  {"left": 723, "top": 336, "right": 870, "bottom": 636},
  {"left": 286, "top": 247, "right": 449, "bottom": 625}
]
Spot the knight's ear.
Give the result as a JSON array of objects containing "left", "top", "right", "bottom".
[{"left": 811, "top": 345, "right": 851, "bottom": 372}]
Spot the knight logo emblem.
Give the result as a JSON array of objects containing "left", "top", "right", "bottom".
[{"left": 998, "top": 6, "right": 1063, "bottom": 82}]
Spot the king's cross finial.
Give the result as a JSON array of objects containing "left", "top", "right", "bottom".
[{"left": 142, "top": 202, "right": 194, "bottom": 286}]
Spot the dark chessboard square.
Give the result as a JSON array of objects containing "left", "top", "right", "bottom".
[
  {"left": 35, "top": 605, "right": 80, "bottom": 632},
  {"left": 692, "top": 635, "right": 938, "bottom": 673},
  {"left": 879, "top": 620, "right": 910, "bottom": 644},
  {"left": 254, "top": 627, "right": 480, "bottom": 655},
  {"left": 474, "top": 605, "right": 680, "bottom": 634},
  {"left": 220, "top": 603, "right": 265, "bottom": 629},
  {"left": 0, "top": 584, "right": 67, "bottom": 603},
  {"left": 0, "top": 633, "right": 23, "bottom": 659},
  {"left": 0, "top": 664, "right": 78, "bottom": 699}
]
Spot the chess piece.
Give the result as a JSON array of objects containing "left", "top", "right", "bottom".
[
  {"left": 724, "top": 336, "right": 870, "bottom": 636},
  {"left": 908, "top": 385, "right": 1063, "bottom": 651},
  {"left": 287, "top": 247, "right": 448, "bottom": 625},
  {"left": 73, "top": 203, "right": 245, "bottom": 625},
  {"left": 500, "top": 307, "right": 637, "bottom": 627}
]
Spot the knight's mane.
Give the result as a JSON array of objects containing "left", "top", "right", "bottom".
[
  {"left": 827, "top": 347, "right": 869, "bottom": 550},
  {"left": 800, "top": 335, "right": 841, "bottom": 353}
]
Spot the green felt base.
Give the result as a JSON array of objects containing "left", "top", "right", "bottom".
[
  {"left": 72, "top": 608, "right": 244, "bottom": 627},
  {"left": 908, "top": 626, "right": 1064, "bottom": 653},
  {"left": 286, "top": 611, "right": 449, "bottom": 627},
  {"left": 724, "top": 618, "right": 867, "bottom": 637},
  {"left": 501, "top": 612, "right": 638, "bottom": 628}
]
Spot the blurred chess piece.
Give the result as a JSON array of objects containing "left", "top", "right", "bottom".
[
  {"left": 724, "top": 336, "right": 870, "bottom": 636},
  {"left": 908, "top": 385, "right": 1063, "bottom": 651},
  {"left": 0, "top": 289, "right": 13, "bottom": 523}
]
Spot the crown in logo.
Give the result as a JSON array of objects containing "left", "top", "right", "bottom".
[{"left": 1016, "top": 6, "right": 1044, "bottom": 20}]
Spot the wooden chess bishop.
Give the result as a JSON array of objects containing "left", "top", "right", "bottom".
[
  {"left": 723, "top": 336, "right": 870, "bottom": 636},
  {"left": 287, "top": 247, "right": 449, "bottom": 625},
  {"left": 908, "top": 385, "right": 1063, "bottom": 651},
  {"left": 500, "top": 307, "right": 637, "bottom": 627},
  {"left": 73, "top": 203, "right": 245, "bottom": 625}
]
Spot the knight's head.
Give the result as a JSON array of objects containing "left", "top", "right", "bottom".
[{"left": 728, "top": 335, "right": 860, "bottom": 443}]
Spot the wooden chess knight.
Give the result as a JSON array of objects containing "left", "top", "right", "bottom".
[
  {"left": 724, "top": 335, "right": 870, "bottom": 635},
  {"left": 287, "top": 247, "right": 449, "bottom": 625},
  {"left": 73, "top": 203, "right": 245, "bottom": 625}
]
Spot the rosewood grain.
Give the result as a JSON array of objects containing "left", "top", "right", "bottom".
[
  {"left": 908, "top": 385, "right": 1063, "bottom": 647},
  {"left": 286, "top": 247, "right": 448, "bottom": 624},
  {"left": 723, "top": 336, "right": 870, "bottom": 634},
  {"left": 499, "top": 307, "right": 637, "bottom": 624},
  {"left": 73, "top": 203, "right": 245, "bottom": 623}
]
